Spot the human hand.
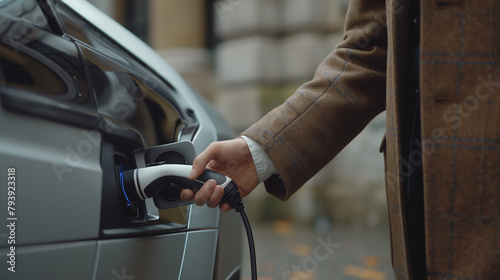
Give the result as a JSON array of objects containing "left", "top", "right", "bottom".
[{"left": 181, "top": 137, "right": 259, "bottom": 212}]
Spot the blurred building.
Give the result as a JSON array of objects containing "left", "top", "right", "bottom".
[{"left": 90, "top": 0, "right": 388, "bottom": 228}]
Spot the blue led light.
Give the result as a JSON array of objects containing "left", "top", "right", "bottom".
[{"left": 119, "top": 165, "right": 131, "bottom": 207}]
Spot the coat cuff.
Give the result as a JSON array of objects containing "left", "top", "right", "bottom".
[{"left": 241, "top": 135, "right": 278, "bottom": 183}]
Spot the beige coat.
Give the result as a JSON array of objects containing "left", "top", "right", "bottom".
[{"left": 243, "top": 0, "right": 500, "bottom": 278}]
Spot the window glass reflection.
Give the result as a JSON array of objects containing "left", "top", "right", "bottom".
[
  {"left": 80, "top": 45, "right": 182, "bottom": 146},
  {"left": 56, "top": 3, "right": 130, "bottom": 66},
  {"left": 0, "top": 0, "right": 49, "bottom": 30},
  {"left": 0, "top": 15, "right": 90, "bottom": 107}
]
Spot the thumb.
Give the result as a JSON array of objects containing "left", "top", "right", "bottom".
[{"left": 189, "top": 142, "right": 221, "bottom": 180}]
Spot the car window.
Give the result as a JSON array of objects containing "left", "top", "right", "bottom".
[
  {"left": 54, "top": 2, "right": 178, "bottom": 100},
  {"left": 55, "top": 2, "right": 131, "bottom": 66},
  {"left": 0, "top": 8, "right": 91, "bottom": 107},
  {"left": 0, "top": 0, "right": 50, "bottom": 30},
  {"left": 79, "top": 44, "right": 183, "bottom": 146}
]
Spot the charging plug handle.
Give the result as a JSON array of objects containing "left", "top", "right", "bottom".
[{"left": 121, "top": 164, "right": 242, "bottom": 209}]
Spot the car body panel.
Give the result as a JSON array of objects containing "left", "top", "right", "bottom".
[
  {"left": 179, "top": 230, "right": 219, "bottom": 279},
  {"left": 0, "top": 241, "right": 96, "bottom": 279},
  {"left": 0, "top": 103, "right": 103, "bottom": 245},
  {"left": 94, "top": 232, "right": 186, "bottom": 280}
]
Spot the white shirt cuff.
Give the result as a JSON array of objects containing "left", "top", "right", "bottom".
[{"left": 241, "top": 136, "right": 278, "bottom": 183}]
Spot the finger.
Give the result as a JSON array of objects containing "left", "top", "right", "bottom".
[
  {"left": 193, "top": 179, "right": 217, "bottom": 206},
  {"left": 190, "top": 143, "right": 221, "bottom": 180},
  {"left": 206, "top": 185, "right": 224, "bottom": 208},
  {"left": 219, "top": 202, "right": 232, "bottom": 212},
  {"left": 180, "top": 188, "right": 194, "bottom": 201}
]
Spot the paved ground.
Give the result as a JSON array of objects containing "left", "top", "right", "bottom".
[{"left": 240, "top": 221, "right": 396, "bottom": 280}]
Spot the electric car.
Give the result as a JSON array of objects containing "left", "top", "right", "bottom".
[{"left": 0, "top": 0, "right": 242, "bottom": 279}]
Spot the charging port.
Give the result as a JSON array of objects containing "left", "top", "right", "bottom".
[
  {"left": 114, "top": 150, "right": 145, "bottom": 222},
  {"left": 116, "top": 163, "right": 140, "bottom": 218}
]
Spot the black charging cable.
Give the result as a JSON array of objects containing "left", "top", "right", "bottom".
[{"left": 221, "top": 184, "right": 257, "bottom": 280}]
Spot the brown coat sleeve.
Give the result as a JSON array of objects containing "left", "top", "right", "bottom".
[{"left": 242, "top": 0, "right": 388, "bottom": 201}]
